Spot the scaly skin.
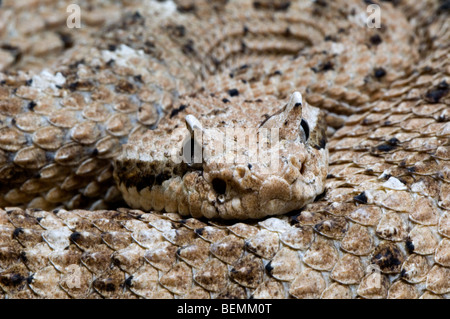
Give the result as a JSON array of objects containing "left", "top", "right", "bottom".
[{"left": 0, "top": 0, "right": 449, "bottom": 298}]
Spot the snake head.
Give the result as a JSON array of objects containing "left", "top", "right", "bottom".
[{"left": 114, "top": 92, "right": 328, "bottom": 219}]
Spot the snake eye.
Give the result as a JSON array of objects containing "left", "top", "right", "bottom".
[{"left": 300, "top": 119, "right": 310, "bottom": 141}]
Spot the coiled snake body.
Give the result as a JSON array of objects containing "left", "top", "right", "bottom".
[{"left": 0, "top": 0, "right": 449, "bottom": 298}]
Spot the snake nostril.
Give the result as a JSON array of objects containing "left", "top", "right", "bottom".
[{"left": 212, "top": 178, "right": 227, "bottom": 195}]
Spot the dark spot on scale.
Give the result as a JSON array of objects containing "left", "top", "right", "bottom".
[
  {"left": 322, "top": 61, "right": 334, "bottom": 71},
  {"left": 27, "top": 275, "right": 34, "bottom": 285},
  {"left": 253, "top": 1, "right": 291, "bottom": 11},
  {"left": 12, "top": 228, "right": 23, "bottom": 238},
  {"left": 326, "top": 174, "right": 335, "bottom": 179},
  {"left": 130, "top": 10, "right": 142, "bottom": 19},
  {"left": 374, "top": 67, "right": 386, "bottom": 79},
  {"left": 182, "top": 40, "right": 195, "bottom": 55},
  {"left": 107, "top": 44, "right": 117, "bottom": 51},
  {"left": 284, "top": 27, "right": 291, "bottom": 37},
  {"left": 371, "top": 243, "right": 404, "bottom": 273},
  {"left": 240, "top": 41, "right": 247, "bottom": 53},
  {"left": 424, "top": 80, "right": 449, "bottom": 103},
  {"left": 106, "top": 283, "right": 116, "bottom": 292},
  {"left": 20, "top": 251, "right": 28, "bottom": 263},
  {"left": 177, "top": 3, "right": 196, "bottom": 13},
  {"left": 222, "top": 98, "right": 230, "bottom": 103},
  {"left": 195, "top": 228, "right": 205, "bottom": 236},
  {"left": 228, "top": 88, "right": 239, "bottom": 97},
  {"left": 6, "top": 273, "right": 25, "bottom": 287},
  {"left": 144, "top": 40, "right": 155, "bottom": 51},
  {"left": 69, "top": 59, "right": 85, "bottom": 69},
  {"left": 376, "top": 143, "right": 396, "bottom": 152},
  {"left": 369, "top": 34, "right": 382, "bottom": 45},
  {"left": 265, "top": 261, "right": 274, "bottom": 275},
  {"left": 169, "top": 24, "right": 186, "bottom": 37},
  {"left": 375, "top": 137, "right": 400, "bottom": 152},
  {"left": 437, "top": 114, "right": 448, "bottom": 122},
  {"left": 354, "top": 192, "right": 368, "bottom": 204},
  {"left": 248, "top": 163, "right": 252, "bottom": 170},
  {"left": 211, "top": 57, "right": 220, "bottom": 68},
  {"left": 405, "top": 239, "right": 415, "bottom": 253},
  {"left": 437, "top": 0, "right": 450, "bottom": 14},
  {"left": 25, "top": 79, "right": 32, "bottom": 86},
  {"left": 170, "top": 104, "right": 187, "bottom": 118},
  {"left": 212, "top": 178, "right": 227, "bottom": 195},
  {"left": 67, "top": 82, "right": 79, "bottom": 91},
  {"left": 407, "top": 166, "right": 416, "bottom": 173},
  {"left": 70, "top": 232, "right": 82, "bottom": 243},
  {"left": 125, "top": 276, "right": 133, "bottom": 287},
  {"left": 312, "top": 61, "right": 334, "bottom": 73},
  {"left": 314, "top": 0, "right": 328, "bottom": 6},
  {"left": 380, "top": 0, "right": 401, "bottom": 7},
  {"left": 388, "top": 137, "right": 401, "bottom": 145},
  {"left": 115, "top": 80, "right": 135, "bottom": 93}
]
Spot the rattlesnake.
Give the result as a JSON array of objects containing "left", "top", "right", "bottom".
[{"left": 0, "top": 0, "right": 449, "bottom": 299}]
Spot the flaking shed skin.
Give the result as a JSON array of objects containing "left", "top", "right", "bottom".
[{"left": 0, "top": 0, "right": 449, "bottom": 299}]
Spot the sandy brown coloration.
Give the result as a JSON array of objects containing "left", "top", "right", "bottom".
[{"left": 0, "top": 0, "right": 449, "bottom": 299}]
